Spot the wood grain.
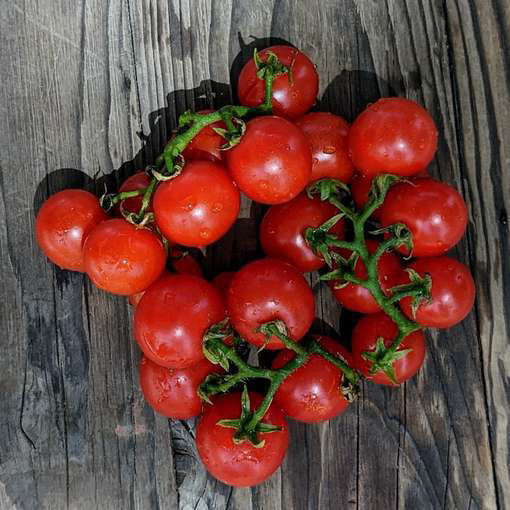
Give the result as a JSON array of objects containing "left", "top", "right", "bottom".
[{"left": 0, "top": 0, "right": 508, "bottom": 508}]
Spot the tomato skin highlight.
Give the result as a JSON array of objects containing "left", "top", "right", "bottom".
[
  {"left": 83, "top": 219, "right": 166, "bottom": 295},
  {"left": 116, "top": 171, "right": 151, "bottom": 216},
  {"left": 260, "top": 192, "right": 345, "bottom": 272},
  {"left": 134, "top": 273, "right": 225, "bottom": 368},
  {"left": 328, "top": 240, "right": 403, "bottom": 314},
  {"left": 237, "top": 45, "right": 318, "bottom": 119},
  {"left": 295, "top": 112, "right": 354, "bottom": 183},
  {"left": 153, "top": 160, "right": 240, "bottom": 248},
  {"left": 226, "top": 116, "right": 312, "bottom": 205},
  {"left": 272, "top": 336, "right": 352, "bottom": 423},
  {"left": 400, "top": 256, "right": 475, "bottom": 328},
  {"left": 35, "top": 189, "right": 108, "bottom": 272},
  {"left": 139, "top": 356, "right": 220, "bottom": 419},
  {"left": 196, "top": 391, "right": 289, "bottom": 487},
  {"left": 352, "top": 313, "right": 426, "bottom": 385},
  {"left": 181, "top": 109, "right": 227, "bottom": 163},
  {"left": 348, "top": 98, "right": 438, "bottom": 177},
  {"left": 227, "top": 258, "right": 315, "bottom": 350},
  {"left": 379, "top": 178, "right": 468, "bottom": 257}
]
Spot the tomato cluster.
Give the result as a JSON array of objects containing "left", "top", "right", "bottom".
[{"left": 35, "top": 45, "right": 475, "bottom": 488}]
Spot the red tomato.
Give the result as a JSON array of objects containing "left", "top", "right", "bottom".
[
  {"left": 83, "top": 219, "right": 165, "bottom": 295},
  {"left": 129, "top": 290, "right": 145, "bottom": 307},
  {"left": 400, "top": 256, "right": 475, "bottom": 328},
  {"left": 352, "top": 313, "right": 426, "bottom": 385},
  {"left": 351, "top": 173, "right": 379, "bottom": 218},
  {"left": 170, "top": 247, "right": 202, "bottom": 277},
  {"left": 153, "top": 160, "right": 240, "bottom": 247},
  {"left": 295, "top": 112, "right": 354, "bottom": 183},
  {"left": 272, "top": 336, "right": 352, "bottom": 423},
  {"left": 116, "top": 171, "right": 151, "bottom": 216},
  {"left": 348, "top": 98, "right": 438, "bottom": 177},
  {"left": 35, "top": 189, "right": 108, "bottom": 271},
  {"left": 259, "top": 192, "right": 345, "bottom": 272},
  {"left": 211, "top": 271, "right": 236, "bottom": 297},
  {"left": 328, "top": 240, "right": 403, "bottom": 314},
  {"left": 196, "top": 391, "right": 289, "bottom": 487},
  {"left": 226, "top": 258, "right": 315, "bottom": 350},
  {"left": 139, "top": 356, "right": 220, "bottom": 419},
  {"left": 225, "top": 116, "right": 312, "bottom": 204},
  {"left": 181, "top": 109, "right": 227, "bottom": 163},
  {"left": 237, "top": 45, "right": 318, "bottom": 119},
  {"left": 379, "top": 178, "right": 468, "bottom": 257},
  {"left": 134, "top": 274, "right": 225, "bottom": 368}
]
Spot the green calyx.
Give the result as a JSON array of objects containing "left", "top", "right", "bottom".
[{"left": 253, "top": 49, "right": 289, "bottom": 81}]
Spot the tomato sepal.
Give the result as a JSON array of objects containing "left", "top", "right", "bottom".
[
  {"left": 391, "top": 268, "right": 433, "bottom": 317},
  {"left": 307, "top": 178, "right": 350, "bottom": 202},
  {"left": 203, "top": 319, "right": 233, "bottom": 371},
  {"left": 253, "top": 48, "right": 290, "bottom": 81},
  {"left": 370, "top": 222, "right": 414, "bottom": 256}
]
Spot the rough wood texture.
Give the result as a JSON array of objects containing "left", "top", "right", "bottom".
[{"left": 0, "top": 1, "right": 508, "bottom": 509}]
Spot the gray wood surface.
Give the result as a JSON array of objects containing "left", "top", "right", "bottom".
[{"left": 1, "top": 0, "right": 509, "bottom": 509}]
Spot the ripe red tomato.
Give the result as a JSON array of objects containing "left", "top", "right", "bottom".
[
  {"left": 35, "top": 189, "right": 108, "bottom": 271},
  {"left": 328, "top": 240, "right": 403, "bottom": 314},
  {"left": 139, "top": 356, "right": 220, "bottom": 419},
  {"left": 226, "top": 258, "right": 315, "bottom": 349},
  {"left": 116, "top": 171, "right": 151, "bottom": 216},
  {"left": 379, "top": 178, "right": 468, "bottom": 257},
  {"left": 196, "top": 391, "right": 289, "bottom": 487},
  {"left": 225, "top": 116, "right": 312, "bottom": 204},
  {"left": 400, "top": 256, "right": 475, "bottom": 328},
  {"left": 83, "top": 219, "right": 165, "bottom": 295},
  {"left": 237, "top": 45, "right": 318, "bottom": 119},
  {"left": 351, "top": 173, "right": 380, "bottom": 218},
  {"left": 211, "top": 271, "right": 236, "bottom": 297},
  {"left": 295, "top": 112, "right": 354, "bottom": 183},
  {"left": 352, "top": 313, "right": 426, "bottom": 385},
  {"left": 272, "top": 336, "right": 352, "bottom": 423},
  {"left": 134, "top": 273, "right": 225, "bottom": 368},
  {"left": 153, "top": 160, "right": 240, "bottom": 247},
  {"left": 170, "top": 247, "right": 202, "bottom": 277},
  {"left": 181, "top": 109, "right": 227, "bottom": 163},
  {"left": 259, "top": 192, "right": 345, "bottom": 272},
  {"left": 348, "top": 98, "right": 438, "bottom": 177}
]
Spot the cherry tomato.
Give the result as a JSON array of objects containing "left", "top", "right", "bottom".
[
  {"left": 134, "top": 274, "right": 225, "bottom": 368},
  {"left": 351, "top": 173, "right": 380, "bottom": 219},
  {"left": 116, "top": 171, "right": 151, "bottom": 216},
  {"left": 295, "top": 112, "right": 354, "bottom": 183},
  {"left": 348, "top": 98, "right": 438, "bottom": 177},
  {"left": 139, "top": 356, "right": 220, "bottom": 419},
  {"left": 259, "top": 192, "right": 345, "bottom": 272},
  {"left": 196, "top": 391, "right": 289, "bottom": 487},
  {"left": 272, "top": 336, "right": 352, "bottom": 423},
  {"left": 226, "top": 116, "right": 312, "bottom": 204},
  {"left": 400, "top": 256, "right": 475, "bottom": 328},
  {"left": 170, "top": 247, "right": 202, "bottom": 277},
  {"left": 35, "top": 189, "right": 108, "bottom": 271},
  {"left": 227, "top": 258, "right": 315, "bottom": 350},
  {"left": 211, "top": 271, "right": 236, "bottom": 297},
  {"left": 181, "top": 109, "right": 227, "bottom": 163},
  {"left": 153, "top": 160, "right": 240, "bottom": 247},
  {"left": 379, "top": 178, "right": 468, "bottom": 257},
  {"left": 83, "top": 219, "right": 165, "bottom": 295},
  {"left": 352, "top": 313, "right": 426, "bottom": 385},
  {"left": 237, "top": 45, "right": 318, "bottom": 119},
  {"left": 328, "top": 240, "right": 403, "bottom": 314}
]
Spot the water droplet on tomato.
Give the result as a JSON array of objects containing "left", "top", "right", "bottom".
[
  {"left": 212, "top": 202, "right": 223, "bottom": 213},
  {"left": 200, "top": 228, "right": 211, "bottom": 239}
]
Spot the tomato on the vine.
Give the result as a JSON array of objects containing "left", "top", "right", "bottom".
[
  {"left": 352, "top": 313, "right": 426, "bottom": 385},
  {"left": 139, "top": 356, "right": 220, "bottom": 419},
  {"left": 379, "top": 178, "right": 468, "bottom": 257},
  {"left": 272, "top": 335, "right": 352, "bottom": 423},
  {"left": 196, "top": 391, "right": 289, "bottom": 487},
  {"left": 83, "top": 219, "right": 166, "bottom": 295},
  {"left": 400, "top": 256, "right": 475, "bottom": 328},
  {"left": 181, "top": 109, "right": 227, "bottom": 163},
  {"left": 328, "top": 240, "right": 403, "bottom": 314},
  {"left": 237, "top": 45, "right": 318, "bottom": 119},
  {"left": 260, "top": 192, "right": 345, "bottom": 272},
  {"left": 134, "top": 273, "right": 225, "bottom": 368},
  {"left": 153, "top": 160, "right": 240, "bottom": 247},
  {"left": 227, "top": 258, "right": 315, "bottom": 349},
  {"left": 116, "top": 171, "right": 151, "bottom": 216},
  {"left": 350, "top": 173, "right": 380, "bottom": 218},
  {"left": 295, "top": 112, "right": 354, "bottom": 183},
  {"left": 348, "top": 98, "right": 438, "bottom": 177},
  {"left": 36, "top": 189, "right": 108, "bottom": 272},
  {"left": 225, "top": 116, "right": 312, "bottom": 204}
]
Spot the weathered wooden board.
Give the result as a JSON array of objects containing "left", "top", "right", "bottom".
[{"left": 0, "top": 0, "right": 509, "bottom": 509}]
